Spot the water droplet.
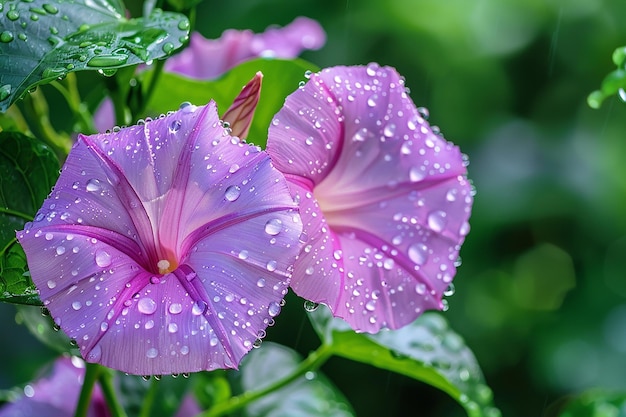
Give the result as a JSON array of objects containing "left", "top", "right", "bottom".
[
  {"left": 304, "top": 300, "right": 319, "bottom": 312},
  {"left": 417, "top": 107, "right": 429, "bottom": 120},
  {"left": 169, "top": 119, "right": 182, "bottom": 133},
  {"left": 0, "top": 31, "right": 14, "bottom": 43},
  {"left": 87, "top": 344, "right": 102, "bottom": 361},
  {"left": 352, "top": 127, "right": 369, "bottom": 142},
  {"left": 427, "top": 210, "right": 447, "bottom": 232},
  {"left": 72, "top": 301, "right": 82, "bottom": 311},
  {"left": 266, "top": 260, "right": 277, "bottom": 272},
  {"left": 192, "top": 300, "right": 207, "bottom": 316},
  {"left": 366, "top": 63, "right": 379, "bottom": 76},
  {"left": 87, "top": 54, "right": 128, "bottom": 68},
  {"left": 268, "top": 301, "right": 281, "bottom": 317},
  {"left": 162, "top": 42, "right": 175, "bottom": 54},
  {"left": 169, "top": 303, "right": 182, "bottom": 315},
  {"left": 409, "top": 166, "right": 424, "bottom": 182},
  {"left": 0, "top": 84, "right": 11, "bottom": 101},
  {"left": 365, "top": 300, "right": 376, "bottom": 312},
  {"left": 408, "top": 243, "right": 428, "bottom": 265},
  {"left": 146, "top": 347, "right": 158, "bottom": 359},
  {"left": 47, "top": 280, "right": 56, "bottom": 289},
  {"left": 264, "top": 218, "right": 282, "bottom": 235},
  {"left": 444, "top": 283, "right": 455, "bottom": 297},
  {"left": 100, "top": 322, "right": 108, "bottom": 332},
  {"left": 95, "top": 250, "right": 112, "bottom": 267},
  {"left": 367, "top": 95, "right": 378, "bottom": 107},
  {"left": 145, "top": 319, "right": 154, "bottom": 329},
  {"left": 168, "top": 323, "right": 178, "bottom": 333},
  {"left": 305, "top": 136, "right": 314, "bottom": 145},
  {"left": 86, "top": 178, "right": 101, "bottom": 192},
  {"left": 383, "top": 123, "right": 396, "bottom": 138},
  {"left": 42, "top": 4, "right": 59, "bottom": 14},
  {"left": 138, "top": 297, "right": 157, "bottom": 314},
  {"left": 178, "top": 19, "right": 190, "bottom": 31},
  {"left": 415, "top": 283, "right": 426, "bottom": 295},
  {"left": 6, "top": 10, "right": 19, "bottom": 21},
  {"left": 256, "top": 278, "right": 266, "bottom": 288},
  {"left": 179, "top": 101, "right": 196, "bottom": 113},
  {"left": 304, "top": 70, "right": 313, "bottom": 79},
  {"left": 55, "top": 246, "right": 65, "bottom": 255},
  {"left": 224, "top": 185, "right": 241, "bottom": 201}
]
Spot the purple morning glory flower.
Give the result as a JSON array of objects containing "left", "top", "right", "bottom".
[
  {"left": 266, "top": 64, "right": 473, "bottom": 333},
  {"left": 165, "top": 17, "right": 326, "bottom": 79},
  {"left": 17, "top": 101, "right": 302, "bottom": 375},
  {"left": 0, "top": 357, "right": 109, "bottom": 417}
]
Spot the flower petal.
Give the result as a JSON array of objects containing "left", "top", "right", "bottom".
[
  {"left": 267, "top": 64, "right": 473, "bottom": 332},
  {"left": 164, "top": 17, "right": 325, "bottom": 79},
  {"left": 18, "top": 102, "right": 302, "bottom": 374},
  {"left": 222, "top": 72, "right": 263, "bottom": 139}
]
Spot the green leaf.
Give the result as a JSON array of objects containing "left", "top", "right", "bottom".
[
  {"left": 0, "top": 132, "right": 58, "bottom": 305},
  {"left": 166, "top": 0, "right": 204, "bottom": 11},
  {"left": 309, "top": 306, "right": 500, "bottom": 417},
  {"left": 231, "top": 342, "right": 355, "bottom": 417},
  {"left": 145, "top": 58, "right": 317, "bottom": 148},
  {"left": 15, "top": 304, "right": 78, "bottom": 354},
  {"left": 589, "top": 45, "right": 626, "bottom": 109},
  {"left": 556, "top": 390, "right": 626, "bottom": 417},
  {"left": 0, "top": 0, "right": 190, "bottom": 112}
]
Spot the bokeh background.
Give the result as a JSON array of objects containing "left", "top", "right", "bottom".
[{"left": 3, "top": 0, "right": 626, "bottom": 416}]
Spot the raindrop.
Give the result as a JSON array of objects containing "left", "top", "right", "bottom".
[
  {"left": 268, "top": 301, "right": 281, "bottom": 317},
  {"left": 256, "top": 278, "right": 266, "bottom": 288},
  {"left": 365, "top": 300, "right": 376, "bottom": 312},
  {"left": 47, "top": 280, "right": 56, "bottom": 289},
  {"left": 6, "top": 10, "right": 19, "bottom": 21},
  {"left": 72, "top": 301, "right": 82, "bottom": 311},
  {"left": 304, "top": 70, "right": 313, "bottom": 79},
  {"left": 305, "top": 136, "right": 314, "bottom": 145},
  {"left": 0, "top": 31, "right": 14, "bottom": 43},
  {"left": 169, "top": 120, "right": 182, "bottom": 133},
  {"left": 304, "top": 300, "right": 319, "bottom": 312},
  {"left": 0, "top": 84, "right": 11, "bottom": 101},
  {"left": 427, "top": 210, "right": 447, "bottom": 232},
  {"left": 366, "top": 63, "right": 379, "bottom": 76},
  {"left": 417, "top": 107, "right": 429, "bottom": 120},
  {"left": 55, "top": 246, "right": 66, "bottom": 256},
  {"left": 415, "top": 283, "right": 426, "bottom": 295},
  {"left": 224, "top": 185, "right": 241, "bottom": 201},
  {"left": 87, "top": 344, "right": 102, "bottom": 362},
  {"left": 178, "top": 20, "right": 190, "bottom": 30},
  {"left": 192, "top": 300, "right": 207, "bottom": 316},
  {"left": 444, "top": 283, "right": 455, "bottom": 297},
  {"left": 42, "top": 4, "right": 59, "bottom": 14},
  {"left": 264, "top": 218, "right": 282, "bottom": 236},
  {"left": 86, "top": 179, "right": 101, "bottom": 192},
  {"left": 367, "top": 95, "right": 378, "bottom": 107},
  {"left": 266, "top": 260, "right": 277, "bottom": 272},
  {"left": 168, "top": 323, "right": 178, "bottom": 333},
  {"left": 383, "top": 123, "right": 396, "bottom": 138},
  {"left": 162, "top": 42, "right": 175, "bottom": 54},
  {"left": 146, "top": 347, "right": 158, "bottom": 359},
  {"left": 87, "top": 54, "right": 129, "bottom": 68},
  {"left": 95, "top": 250, "right": 112, "bottom": 267},
  {"left": 100, "top": 322, "right": 108, "bottom": 332},
  {"left": 238, "top": 250, "right": 249, "bottom": 260},
  {"left": 352, "top": 127, "right": 369, "bottom": 142},
  {"left": 409, "top": 166, "right": 424, "bottom": 182},
  {"left": 408, "top": 243, "right": 428, "bottom": 265},
  {"left": 169, "top": 303, "right": 182, "bottom": 315},
  {"left": 138, "top": 297, "right": 157, "bottom": 315},
  {"left": 253, "top": 338, "right": 263, "bottom": 348}
]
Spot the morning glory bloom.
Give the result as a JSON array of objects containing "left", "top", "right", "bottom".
[
  {"left": 0, "top": 357, "right": 109, "bottom": 417},
  {"left": 165, "top": 17, "right": 326, "bottom": 79},
  {"left": 266, "top": 64, "right": 473, "bottom": 333},
  {"left": 17, "top": 101, "right": 302, "bottom": 375},
  {"left": 222, "top": 71, "right": 263, "bottom": 139}
]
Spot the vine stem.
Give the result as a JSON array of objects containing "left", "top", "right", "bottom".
[
  {"left": 99, "top": 367, "right": 128, "bottom": 417},
  {"left": 199, "top": 343, "right": 334, "bottom": 417},
  {"left": 73, "top": 363, "right": 101, "bottom": 417}
]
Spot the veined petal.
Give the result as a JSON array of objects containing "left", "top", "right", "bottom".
[
  {"left": 222, "top": 72, "right": 263, "bottom": 139},
  {"left": 267, "top": 64, "right": 473, "bottom": 332},
  {"left": 18, "top": 102, "right": 303, "bottom": 374}
]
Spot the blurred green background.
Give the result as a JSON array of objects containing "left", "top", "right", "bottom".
[{"left": 3, "top": 0, "right": 626, "bottom": 416}]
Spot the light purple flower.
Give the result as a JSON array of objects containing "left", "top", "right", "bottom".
[
  {"left": 266, "top": 64, "right": 473, "bottom": 333},
  {"left": 222, "top": 71, "right": 263, "bottom": 139},
  {"left": 165, "top": 17, "right": 326, "bottom": 79},
  {"left": 0, "top": 357, "right": 109, "bottom": 417},
  {"left": 17, "top": 101, "right": 302, "bottom": 375}
]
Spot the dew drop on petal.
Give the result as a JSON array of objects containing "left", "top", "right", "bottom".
[
  {"left": 138, "top": 297, "right": 157, "bottom": 315},
  {"left": 87, "top": 344, "right": 102, "bottom": 362},
  {"left": 408, "top": 243, "right": 428, "bottom": 265},
  {"left": 146, "top": 347, "right": 158, "bottom": 358},
  {"left": 192, "top": 300, "right": 207, "bottom": 316},
  {"left": 168, "top": 323, "right": 178, "bottom": 333},
  {"left": 86, "top": 179, "right": 101, "bottom": 192},
  {"left": 427, "top": 210, "right": 447, "bottom": 232},
  {"left": 169, "top": 303, "right": 182, "bottom": 315},
  {"left": 304, "top": 300, "right": 319, "bottom": 312},
  {"left": 224, "top": 185, "right": 241, "bottom": 201},
  {"left": 47, "top": 280, "right": 56, "bottom": 289},
  {"left": 95, "top": 250, "right": 112, "bottom": 268},
  {"left": 256, "top": 278, "right": 266, "bottom": 288},
  {"left": 415, "top": 283, "right": 426, "bottom": 295},
  {"left": 268, "top": 301, "right": 281, "bottom": 317},
  {"left": 409, "top": 166, "right": 424, "bottom": 182},
  {"left": 266, "top": 260, "right": 277, "bottom": 272},
  {"left": 56, "top": 246, "right": 65, "bottom": 255},
  {"left": 383, "top": 123, "right": 396, "bottom": 138},
  {"left": 365, "top": 300, "right": 376, "bottom": 312},
  {"left": 72, "top": 301, "right": 82, "bottom": 311},
  {"left": 264, "top": 218, "right": 282, "bottom": 236}
]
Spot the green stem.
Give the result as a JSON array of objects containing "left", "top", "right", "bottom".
[
  {"left": 73, "top": 363, "right": 101, "bottom": 417},
  {"left": 23, "top": 90, "right": 72, "bottom": 160},
  {"left": 138, "top": 377, "right": 159, "bottom": 417},
  {"left": 99, "top": 367, "right": 128, "bottom": 417},
  {"left": 199, "top": 343, "right": 334, "bottom": 417},
  {"left": 134, "top": 59, "right": 165, "bottom": 120},
  {"left": 51, "top": 73, "right": 96, "bottom": 134}
]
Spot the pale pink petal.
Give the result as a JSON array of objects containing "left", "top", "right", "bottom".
[
  {"left": 222, "top": 72, "right": 263, "bottom": 139},
  {"left": 18, "top": 102, "right": 302, "bottom": 374},
  {"left": 164, "top": 17, "right": 325, "bottom": 79},
  {"left": 267, "top": 64, "right": 473, "bottom": 332}
]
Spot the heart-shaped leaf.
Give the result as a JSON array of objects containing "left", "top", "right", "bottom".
[
  {"left": 0, "top": 131, "right": 58, "bottom": 305},
  {"left": 309, "top": 306, "right": 501, "bottom": 417},
  {"left": 0, "top": 0, "right": 190, "bottom": 112}
]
